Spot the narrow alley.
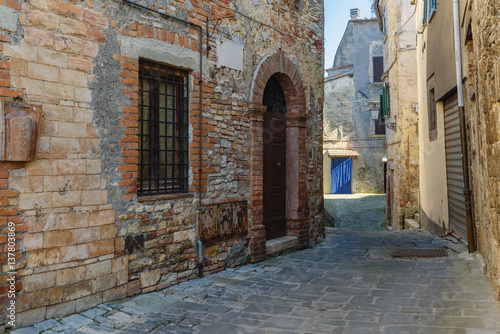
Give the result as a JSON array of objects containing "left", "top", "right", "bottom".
[{"left": 15, "top": 228, "right": 500, "bottom": 334}]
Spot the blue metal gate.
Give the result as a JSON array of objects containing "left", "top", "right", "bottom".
[{"left": 331, "top": 157, "right": 352, "bottom": 194}]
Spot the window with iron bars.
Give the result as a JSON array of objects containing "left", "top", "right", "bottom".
[{"left": 138, "top": 59, "right": 189, "bottom": 196}]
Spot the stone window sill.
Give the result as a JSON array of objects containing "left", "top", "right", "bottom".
[{"left": 137, "top": 192, "right": 194, "bottom": 202}]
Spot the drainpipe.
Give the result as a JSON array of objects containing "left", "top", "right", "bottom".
[
  {"left": 197, "top": 240, "right": 203, "bottom": 278},
  {"left": 452, "top": 0, "right": 475, "bottom": 252}
]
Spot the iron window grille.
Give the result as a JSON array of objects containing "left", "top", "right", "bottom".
[{"left": 138, "top": 59, "right": 189, "bottom": 196}]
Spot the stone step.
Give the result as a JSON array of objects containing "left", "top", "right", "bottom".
[
  {"left": 414, "top": 213, "right": 420, "bottom": 221},
  {"left": 404, "top": 219, "right": 420, "bottom": 230},
  {"left": 266, "top": 236, "right": 297, "bottom": 256}
]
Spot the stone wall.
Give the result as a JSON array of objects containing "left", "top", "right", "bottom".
[
  {"left": 0, "top": 0, "right": 324, "bottom": 330},
  {"left": 377, "top": 0, "right": 419, "bottom": 230},
  {"left": 468, "top": 0, "right": 500, "bottom": 301}
]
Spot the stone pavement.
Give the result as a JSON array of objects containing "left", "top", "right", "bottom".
[
  {"left": 324, "top": 194, "right": 386, "bottom": 231},
  {"left": 12, "top": 229, "right": 500, "bottom": 334}
]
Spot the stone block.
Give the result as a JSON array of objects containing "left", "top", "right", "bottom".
[
  {"left": 58, "top": 121, "right": 87, "bottom": 138},
  {"left": 126, "top": 280, "right": 141, "bottom": 297},
  {"left": 61, "top": 244, "right": 88, "bottom": 262},
  {"left": 28, "top": 63, "right": 59, "bottom": 82},
  {"left": 60, "top": 212, "right": 89, "bottom": 229},
  {"left": 88, "top": 239, "right": 114, "bottom": 258},
  {"left": 57, "top": 266, "right": 86, "bottom": 286},
  {"left": 53, "top": 0, "right": 83, "bottom": 19},
  {"left": 23, "top": 271, "right": 56, "bottom": 292},
  {"left": 60, "top": 69, "right": 88, "bottom": 87},
  {"left": 91, "top": 273, "right": 116, "bottom": 293},
  {"left": 112, "top": 256, "right": 128, "bottom": 273},
  {"left": 60, "top": 17, "right": 87, "bottom": 37},
  {"left": 101, "top": 224, "right": 117, "bottom": 239},
  {"left": 32, "top": 287, "right": 63, "bottom": 308},
  {"left": 102, "top": 285, "right": 127, "bottom": 303},
  {"left": 86, "top": 260, "right": 111, "bottom": 280},
  {"left": 89, "top": 209, "right": 115, "bottom": 226},
  {"left": 82, "top": 190, "right": 108, "bottom": 205},
  {"left": 16, "top": 307, "right": 46, "bottom": 327},
  {"left": 28, "top": 248, "right": 60, "bottom": 268},
  {"left": 46, "top": 300, "right": 77, "bottom": 319},
  {"left": 0, "top": 4, "right": 18, "bottom": 31},
  {"left": 116, "top": 269, "right": 128, "bottom": 286},
  {"left": 38, "top": 48, "right": 68, "bottom": 67},
  {"left": 19, "top": 192, "right": 51, "bottom": 211},
  {"left": 173, "top": 229, "right": 196, "bottom": 243},
  {"left": 57, "top": 159, "right": 87, "bottom": 175},
  {"left": 51, "top": 138, "right": 80, "bottom": 155},
  {"left": 62, "top": 280, "right": 91, "bottom": 302},
  {"left": 76, "top": 293, "right": 102, "bottom": 313},
  {"left": 22, "top": 233, "right": 43, "bottom": 251},
  {"left": 25, "top": 27, "right": 54, "bottom": 48},
  {"left": 74, "top": 227, "right": 100, "bottom": 244},
  {"left": 44, "top": 230, "right": 73, "bottom": 248},
  {"left": 140, "top": 269, "right": 160, "bottom": 288}
]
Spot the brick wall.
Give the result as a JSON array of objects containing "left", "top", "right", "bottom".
[{"left": 0, "top": 0, "right": 324, "bottom": 329}]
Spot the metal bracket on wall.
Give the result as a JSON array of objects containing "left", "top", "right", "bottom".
[{"left": 373, "top": 119, "right": 396, "bottom": 131}]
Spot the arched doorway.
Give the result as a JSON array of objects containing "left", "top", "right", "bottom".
[
  {"left": 262, "top": 76, "right": 287, "bottom": 240},
  {"left": 248, "top": 52, "right": 309, "bottom": 262}
]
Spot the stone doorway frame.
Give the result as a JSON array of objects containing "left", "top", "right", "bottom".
[{"left": 248, "top": 52, "right": 309, "bottom": 262}]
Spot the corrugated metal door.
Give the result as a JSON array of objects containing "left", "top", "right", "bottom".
[{"left": 444, "top": 94, "right": 467, "bottom": 240}]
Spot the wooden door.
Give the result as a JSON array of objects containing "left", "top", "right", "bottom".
[
  {"left": 263, "top": 108, "right": 287, "bottom": 240},
  {"left": 262, "top": 76, "right": 287, "bottom": 240}
]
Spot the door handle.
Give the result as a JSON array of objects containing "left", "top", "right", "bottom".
[{"left": 275, "top": 162, "right": 281, "bottom": 167}]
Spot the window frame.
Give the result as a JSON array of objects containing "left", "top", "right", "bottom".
[
  {"left": 137, "top": 59, "right": 190, "bottom": 196},
  {"left": 373, "top": 56, "right": 384, "bottom": 83}
]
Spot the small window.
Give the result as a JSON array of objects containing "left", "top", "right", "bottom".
[
  {"left": 428, "top": 88, "right": 437, "bottom": 141},
  {"left": 138, "top": 59, "right": 189, "bottom": 196},
  {"left": 373, "top": 56, "right": 383, "bottom": 83}
]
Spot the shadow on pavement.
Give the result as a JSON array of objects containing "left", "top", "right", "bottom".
[{"left": 324, "top": 193, "right": 386, "bottom": 231}]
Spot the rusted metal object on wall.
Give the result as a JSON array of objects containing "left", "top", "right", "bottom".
[
  {"left": 200, "top": 201, "right": 248, "bottom": 244},
  {"left": 0, "top": 101, "right": 41, "bottom": 162}
]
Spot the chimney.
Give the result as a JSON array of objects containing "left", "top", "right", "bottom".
[{"left": 350, "top": 8, "right": 360, "bottom": 20}]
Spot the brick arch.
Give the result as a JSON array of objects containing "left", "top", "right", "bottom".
[
  {"left": 250, "top": 52, "right": 306, "bottom": 109},
  {"left": 248, "top": 51, "right": 309, "bottom": 262}
]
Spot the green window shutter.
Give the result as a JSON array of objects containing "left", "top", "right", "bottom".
[
  {"left": 384, "top": 83, "right": 390, "bottom": 117},
  {"left": 379, "top": 94, "right": 384, "bottom": 121}
]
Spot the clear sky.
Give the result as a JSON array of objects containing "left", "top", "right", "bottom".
[{"left": 324, "top": 0, "right": 375, "bottom": 70}]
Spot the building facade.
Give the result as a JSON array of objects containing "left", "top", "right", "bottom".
[
  {"left": 373, "top": 0, "right": 419, "bottom": 230},
  {"left": 323, "top": 14, "right": 386, "bottom": 195},
  {"left": 0, "top": 0, "right": 325, "bottom": 328},
  {"left": 407, "top": 0, "right": 500, "bottom": 300}
]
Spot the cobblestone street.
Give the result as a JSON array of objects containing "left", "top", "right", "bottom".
[{"left": 12, "top": 229, "right": 500, "bottom": 334}]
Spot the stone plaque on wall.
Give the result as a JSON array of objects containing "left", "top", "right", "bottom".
[{"left": 200, "top": 201, "right": 247, "bottom": 244}]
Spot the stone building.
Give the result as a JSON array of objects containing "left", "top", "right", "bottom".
[
  {"left": 0, "top": 0, "right": 325, "bottom": 328},
  {"left": 373, "top": 0, "right": 419, "bottom": 230},
  {"left": 323, "top": 11, "right": 386, "bottom": 195},
  {"left": 409, "top": 0, "right": 500, "bottom": 301}
]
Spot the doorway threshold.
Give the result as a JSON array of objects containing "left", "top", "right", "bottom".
[{"left": 266, "top": 236, "right": 298, "bottom": 256}]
